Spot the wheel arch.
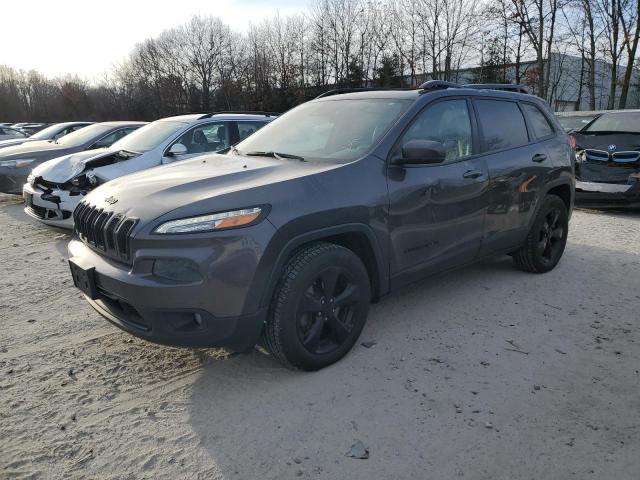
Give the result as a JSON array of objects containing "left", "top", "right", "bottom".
[
  {"left": 256, "top": 223, "right": 388, "bottom": 312},
  {"left": 528, "top": 177, "right": 574, "bottom": 231}
]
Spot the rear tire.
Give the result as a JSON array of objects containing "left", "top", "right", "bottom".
[
  {"left": 263, "top": 242, "right": 371, "bottom": 371},
  {"left": 513, "top": 194, "right": 569, "bottom": 273}
]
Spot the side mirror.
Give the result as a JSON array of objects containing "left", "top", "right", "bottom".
[
  {"left": 395, "top": 140, "right": 446, "bottom": 165},
  {"left": 168, "top": 143, "right": 188, "bottom": 156}
]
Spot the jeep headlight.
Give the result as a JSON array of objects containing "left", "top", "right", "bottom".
[
  {"left": 27, "top": 173, "right": 35, "bottom": 185},
  {"left": 0, "top": 159, "right": 35, "bottom": 168},
  {"left": 154, "top": 207, "right": 263, "bottom": 234}
]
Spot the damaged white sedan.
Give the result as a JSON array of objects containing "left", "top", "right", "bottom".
[{"left": 22, "top": 113, "right": 274, "bottom": 228}]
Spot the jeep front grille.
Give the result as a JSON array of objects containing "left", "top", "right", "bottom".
[{"left": 74, "top": 202, "right": 137, "bottom": 262}]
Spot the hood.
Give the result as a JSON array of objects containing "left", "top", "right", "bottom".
[
  {"left": 32, "top": 148, "right": 113, "bottom": 183},
  {"left": 0, "top": 138, "right": 37, "bottom": 149},
  {"left": 84, "top": 153, "right": 339, "bottom": 221},
  {"left": 0, "top": 139, "right": 78, "bottom": 160},
  {"left": 572, "top": 132, "right": 640, "bottom": 152}
]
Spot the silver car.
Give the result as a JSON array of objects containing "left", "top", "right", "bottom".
[
  {"left": 0, "top": 126, "right": 28, "bottom": 141},
  {"left": 0, "top": 122, "right": 93, "bottom": 150},
  {"left": 24, "top": 113, "right": 274, "bottom": 228}
]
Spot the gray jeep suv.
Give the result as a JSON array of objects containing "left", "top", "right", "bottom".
[{"left": 67, "top": 82, "right": 574, "bottom": 370}]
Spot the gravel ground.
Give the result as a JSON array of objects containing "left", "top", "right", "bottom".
[{"left": 1, "top": 193, "right": 639, "bottom": 480}]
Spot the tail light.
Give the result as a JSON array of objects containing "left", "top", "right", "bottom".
[{"left": 568, "top": 134, "right": 576, "bottom": 150}]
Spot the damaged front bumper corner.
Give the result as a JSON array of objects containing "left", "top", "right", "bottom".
[
  {"left": 575, "top": 159, "right": 640, "bottom": 208},
  {"left": 23, "top": 182, "right": 78, "bottom": 228}
]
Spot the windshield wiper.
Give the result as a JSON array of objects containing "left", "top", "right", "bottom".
[{"left": 243, "top": 151, "right": 306, "bottom": 161}]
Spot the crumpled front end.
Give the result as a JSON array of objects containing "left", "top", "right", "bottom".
[
  {"left": 24, "top": 149, "right": 155, "bottom": 228},
  {"left": 23, "top": 178, "right": 79, "bottom": 228},
  {"left": 574, "top": 149, "right": 640, "bottom": 208}
]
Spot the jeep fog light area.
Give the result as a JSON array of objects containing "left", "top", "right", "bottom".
[{"left": 67, "top": 82, "right": 574, "bottom": 370}]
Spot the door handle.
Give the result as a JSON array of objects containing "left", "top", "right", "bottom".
[
  {"left": 463, "top": 169, "right": 483, "bottom": 179},
  {"left": 532, "top": 153, "right": 547, "bottom": 163}
]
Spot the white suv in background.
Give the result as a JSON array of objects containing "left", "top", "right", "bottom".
[{"left": 23, "top": 112, "right": 275, "bottom": 228}]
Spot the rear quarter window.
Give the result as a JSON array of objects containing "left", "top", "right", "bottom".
[
  {"left": 475, "top": 99, "right": 529, "bottom": 152},
  {"left": 522, "top": 103, "right": 555, "bottom": 139}
]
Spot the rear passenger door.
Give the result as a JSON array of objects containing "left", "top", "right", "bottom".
[
  {"left": 520, "top": 102, "right": 567, "bottom": 171},
  {"left": 474, "top": 98, "right": 549, "bottom": 255}
]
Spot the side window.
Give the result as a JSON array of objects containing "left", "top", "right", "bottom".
[
  {"left": 175, "top": 122, "right": 229, "bottom": 154},
  {"left": 238, "top": 121, "right": 267, "bottom": 141},
  {"left": 475, "top": 99, "right": 529, "bottom": 152},
  {"left": 522, "top": 103, "right": 555, "bottom": 139},
  {"left": 398, "top": 99, "right": 473, "bottom": 162}
]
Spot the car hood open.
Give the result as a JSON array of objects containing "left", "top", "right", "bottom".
[{"left": 83, "top": 153, "right": 341, "bottom": 221}]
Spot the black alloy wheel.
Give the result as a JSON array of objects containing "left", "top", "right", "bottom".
[
  {"left": 263, "top": 242, "right": 371, "bottom": 370},
  {"left": 513, "top": 194, "right": 569, "bottom": 273},
  {"left": 296, "top": 266, "right": 361, "bottom": 355}
]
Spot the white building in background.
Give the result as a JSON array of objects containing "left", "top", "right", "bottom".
[{"left": 405, "top": 53, "right": 640, "bottom": 111}]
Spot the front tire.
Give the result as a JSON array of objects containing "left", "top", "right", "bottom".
[
  {"left": 513, "top": 194, "right": 569, "bottom": 273},
  {"left": 263, "top": 242, "right": 371, "bottom": 371}
]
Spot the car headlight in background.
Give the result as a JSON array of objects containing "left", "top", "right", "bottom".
[
  {"left": 154, "top": 207, "right": 263, "bottom": 234},
  {"left": 27, "top": 173, "right": 35, "bottom": 185},
  {"left": 0, "top": 159, "right": 35, "bottom": 168}
]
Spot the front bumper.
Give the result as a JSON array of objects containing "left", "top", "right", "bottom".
[
  {"left": 23, "top": 182, "right": 76, "bottom": 228},
  {"left": 575, "top": 180, "right": 640, "bottom": 208},
  {"left": 0, "top": 166, "right": 31, "bottom": 194},
  {"left": 67, "top": 234, "right": 269, "bottom": 351}
]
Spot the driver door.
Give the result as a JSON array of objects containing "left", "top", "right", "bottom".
[
  {"left": 386, "top": 97, "right": 490, "bottom": 287},
  {"left": 162, "top": 122, "right": 230, "bottom": 164}
]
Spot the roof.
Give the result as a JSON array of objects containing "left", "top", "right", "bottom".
[
  {"left": 315, "top": 89, "right": 420, "bottom": 101},
  {"left": 314, "top": 85, "right": 536, "bottom": 102},
  {"left": 95, "top": 121, "right": 148, "bottom": 127}
]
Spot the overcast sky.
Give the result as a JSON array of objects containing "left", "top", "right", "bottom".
[{"left": 1, "top": 0, "right": 308, "bottom": 80}]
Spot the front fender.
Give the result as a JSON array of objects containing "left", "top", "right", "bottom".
[{"left": 245, "top": 220, "right": 388, "bottom": 315}]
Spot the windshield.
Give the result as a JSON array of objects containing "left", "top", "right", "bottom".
[
  {"left": 235, "top": 98, "right": 412, "bottom": 161},
  {"left": 111, "top": 120, "right": 185, "bottom": 153},
  {"left": 557, "top": 115, "right": 597, "bottom": 131},
  {"left": 584, "top": 112, "right": 640, "bottom": 133},
  {"left": 55, "top": 124, "right": 115, "bottom": 146}
]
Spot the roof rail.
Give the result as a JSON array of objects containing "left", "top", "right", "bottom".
[
  {"left": 463, "top": 83, "right": 530, "bottom": 94},
  {"left": 199, "top": 111, "right": 280, "bottom": 118},
  {"left": 418, "top": 80, "right": 461, "bottom": 91},
  {"left": 164, "top": 111, "right": 279, "bottom": 118},
  {"left": 418, "top": 80, "right": 530, "bottom": 95}
]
